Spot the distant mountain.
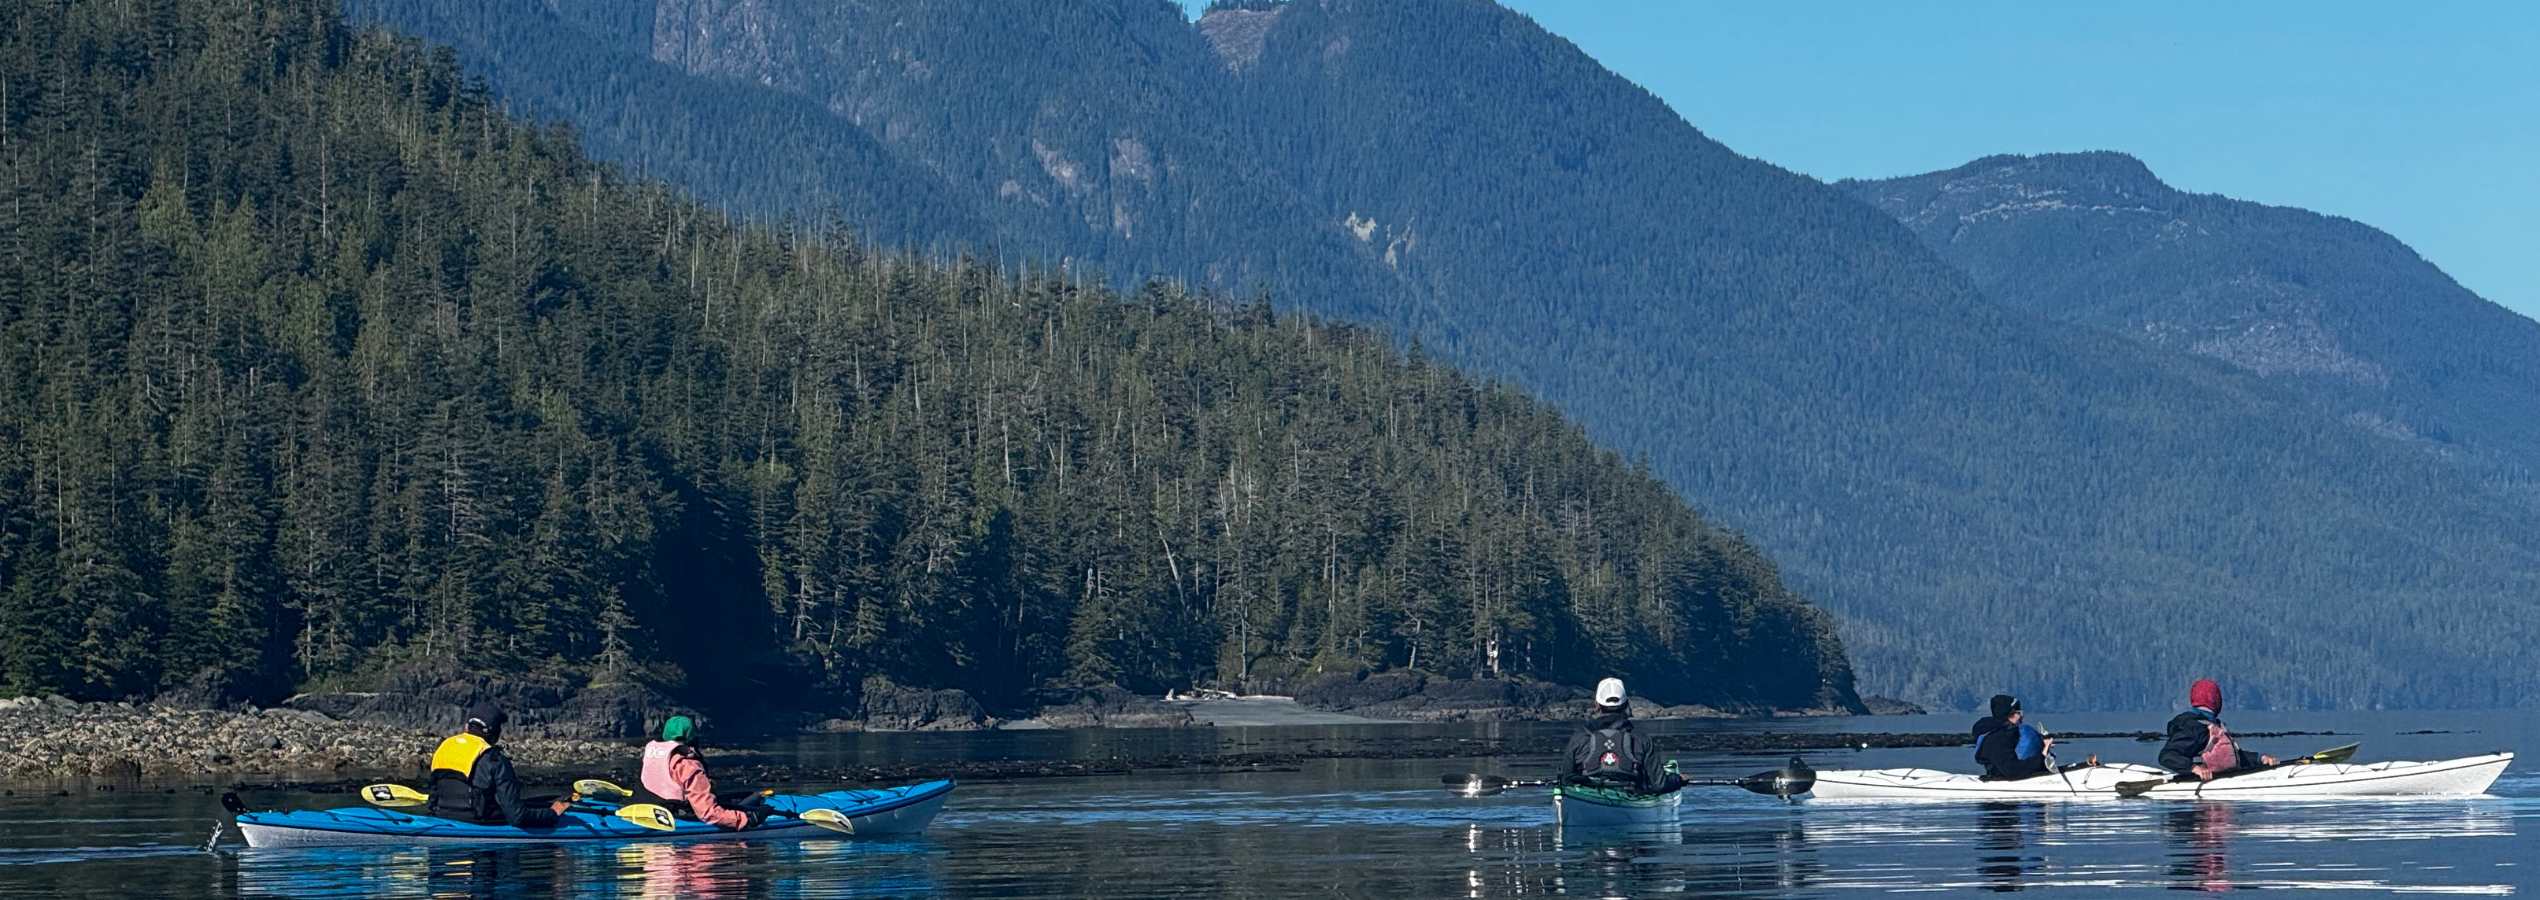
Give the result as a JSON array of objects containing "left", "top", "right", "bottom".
[
  {"left": 1841, "top": 152, "right": 2540, "bottom": 476},
  {"left": 347, "top": 0, "right": 2540, "bottom": 710}
]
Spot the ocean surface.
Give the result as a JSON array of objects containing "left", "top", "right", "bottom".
[{"left": 1, "top": 709, "right": 2530, "bottom": 897}]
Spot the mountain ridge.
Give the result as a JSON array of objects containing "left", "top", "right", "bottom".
[
  {"left": 344, "top": 0, "right": 2540, "bottom": 711},
  {"left": 1841, "top": 151, "right": 2540, "bottom": 475}
]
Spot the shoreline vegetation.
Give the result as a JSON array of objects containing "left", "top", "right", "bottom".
[
  {"left": 1, "top": 684, "right": 1929, "bottom": 783},
  {"left": 0, "top": 0, "right": 1865, "bottom": 763}
]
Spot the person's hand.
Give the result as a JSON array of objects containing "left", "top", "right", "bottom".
[
  {"left": 549, "top": 798, "right": 572, "bottom": 815},
  {"left": 2190, "top": 764, "right": 2214, "bottom": 781},
  {"left": 2083, "top": 755, "right": 2099, "bottom": 767},
  {"left": 2260, "top": 755, "right": 2279, "bottom": 766},
  {"left": 2041, "top": 737, "right": 2055, "bottom": 753},
  {"left": 743, "top": 808, "right": 768, "bottom": 829}
]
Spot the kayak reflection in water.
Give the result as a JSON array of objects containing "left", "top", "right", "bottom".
[
  {"left": 1971, "top": 694, "right": 2097, "bottom": 780},
  {"left": 2159, "top": 680, "right": 2277, "bottom": 781},
  {"left": 1559, "top": 678, "right": 1688, "bottom": 794},
  {"left": 638, "top": 715, "right": 771, "bottom": 830}
]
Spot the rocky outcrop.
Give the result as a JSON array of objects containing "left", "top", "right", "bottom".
[
  {"left": 1861, "top": 695, "right": 1929, "bottom": 716},
  {"left": 0, "top": 695, "right": 623, "bottom": 781},
  {"left": 1023, "top": 685, "right": 1195, "bottom": 729},
  {"left": 847, "top": 677, "right": 990, "bottom": 732}
]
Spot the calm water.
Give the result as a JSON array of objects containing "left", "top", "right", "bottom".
[{"left": 1, "top": 710, "right": 2530, "bottom": 897}]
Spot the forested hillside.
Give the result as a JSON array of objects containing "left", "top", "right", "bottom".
[
  {"left": 0, "top": 0, "right": 1861, "bottom": 715},
  {"left": 1841, "top": 152, "right": 2540, "bottom": 480},
  {"left": 340, "top": 0, "right": 2540, "bottom": 710}
]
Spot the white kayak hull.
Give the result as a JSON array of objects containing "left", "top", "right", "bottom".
[
  {"left": 1552, "top": 785, "right": 1682, "bottom": 829},
  {"left": 1805, "top": 752, "right": 2512, "bottom": 802}
]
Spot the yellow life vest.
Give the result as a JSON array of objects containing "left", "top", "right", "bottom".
[{"left": 430, "top": 732, "right": 491, "bottom": 779}]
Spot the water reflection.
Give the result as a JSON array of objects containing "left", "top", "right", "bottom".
[
  {"left": 2163, "top": 802, "right": 2232, "bottom": 893},
  {"left": 1974, "top": 802, "right": 2042, "bottom": 891}
]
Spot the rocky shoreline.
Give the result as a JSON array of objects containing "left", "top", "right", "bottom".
[
  {"left": 0, "top": 695, "right": 628, "bottom": 782},
  {"left": 0, "top": 670, "right": 1919, "bottom": 782}
]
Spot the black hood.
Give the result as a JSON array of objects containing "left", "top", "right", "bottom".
[{"left": 1588, "top": 706, "right": 1634, "bottom": 731}]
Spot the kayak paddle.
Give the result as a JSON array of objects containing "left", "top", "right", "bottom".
[
  {"left": 1441, "top": 758, "right": 1816, "bottom": 800},
  {"left": 1441, "top": 773, "right": 1554, "bottom": 796},
  {"left": 573, "top": 778, "right": 635, "bottom": 800},
  {"left": 1693, "top": 758, "right": 1816, "bottom": 799},
  {"left": 2114, "top": 741, "right": 2363, "bottom": 798},
  {"left": 581, "top": 778, "right": 855, "bottom": 833},
  {"left": 359, "top": 783, "right": 431, "bottom": 808},
  {"left": 358, "top": 780, "right": 675, "bottom": 831}
]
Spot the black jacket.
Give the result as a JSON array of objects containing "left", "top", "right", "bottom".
[
  {"left": 2158, "top": 709, "right": 2267, "bottom": 775},
  {"left": 427, "top": 744, "right": 561, "bottom": 828},
  {"left": 1561, "top": 709, "right": 1678, "bottom": 793},
  {"left": 1971, "top": 716, "right": 2051, "bottom": 780}
]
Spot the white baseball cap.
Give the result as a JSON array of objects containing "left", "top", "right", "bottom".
[{"left": 1594, "top": 678, "right": 1627, "bottom": 707}]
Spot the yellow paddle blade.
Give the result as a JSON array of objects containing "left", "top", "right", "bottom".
[
  {"left": 573, "top": 778, "right": 635, "bottom": 800},
  {"left": 798, "top": 808, "right": 855, "bottom": 835},
  {"left": 613, "top": 803, "right": 679, "bottom": 832},
  {"left": 2305, "top": 743, "right": 2361, "bottom": 765},
  {"left": 360, "top": 784, "right": 431, "bottom": 808}
]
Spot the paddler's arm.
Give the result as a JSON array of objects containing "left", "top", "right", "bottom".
[
  {"left": 2155, "top": 716, "right": 2204, "bottom": 774},
  {"left": 672, "top": 751, "right": 755, "bottom": 830},
  {"left": 1557, "top": 730, "right": 1590, "bottom": 783},
  {"left": 481, "top": 750, "right": 563, "bottom": 829}
]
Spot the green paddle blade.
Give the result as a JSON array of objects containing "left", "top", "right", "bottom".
[
  {"left": 2303, "top": 743, "right": 2361, "bottom": 764},
  {"left": 798, "top": 808, "right": 855, "bottom": 834},
  {"left": 613, "top": 803, "right": 679, "bottom": 832},
  {"left": 359, "top": 783, "right": 430, "bottom": 808}
]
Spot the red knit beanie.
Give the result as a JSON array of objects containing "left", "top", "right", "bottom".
[{"left": 2189, "top": 678, "right": 2223, "bottom": 713}]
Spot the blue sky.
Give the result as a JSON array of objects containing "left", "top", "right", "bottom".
[{"left": 1183, "top": 1, "right": 2537, "bottom": 320}]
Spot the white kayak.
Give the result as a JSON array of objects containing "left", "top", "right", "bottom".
[
  {"left": 1804, "top": 752, "right": 2512, "bottom": 802},
  {"left": 1552, "top": 784, "right": 1683, "bottom": 829}
]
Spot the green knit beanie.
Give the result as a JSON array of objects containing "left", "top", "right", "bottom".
[{"left": 660, "top": 715, "right": 696, "bottom": 743}]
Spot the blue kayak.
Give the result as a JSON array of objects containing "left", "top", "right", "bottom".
[{"left": 234, "top": 780, "right": 954, "bottom": 848}]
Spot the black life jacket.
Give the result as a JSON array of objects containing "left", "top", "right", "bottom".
[
  {"left": 1576, "top": 718, "right": 1644, "bottom": 786},
  {"left": 425, "top": 732, "right": 498, "bottom": 822}
]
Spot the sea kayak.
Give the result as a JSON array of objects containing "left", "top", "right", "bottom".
[
  {"left": 1805, "top": 753, "right": 2511, "bottom": 802},
  {"left": 233, "top": 780, "right": 954, "bottom": 848},
  {"left": 1552, "top": 784, "right": 1682, "bottom": 829}
]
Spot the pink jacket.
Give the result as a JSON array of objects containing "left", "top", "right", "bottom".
[{"left": 640, "top": 740, "right": 750, "bottom": 829}]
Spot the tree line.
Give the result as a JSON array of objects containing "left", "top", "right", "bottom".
[{"left": 0, "top": 0, "right": 1858, "bottom": 717}]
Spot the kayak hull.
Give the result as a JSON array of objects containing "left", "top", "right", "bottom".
[
  {"left": 1552, "top": 784, "right": 1682, "bottom": 829},
  {"left": 236, "top": 780, "right": 954, "bottom": 849},
  {"left": 1806, "top": 753, "right": 2512, "bottom": 802}
]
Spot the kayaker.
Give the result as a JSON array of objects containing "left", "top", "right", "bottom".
[
  {"left": 2159, "top": 679, "right": 2277, "bottom": 780},
  {"left": 638, "top": 714, "right": 767, "bottom": 830},
  {"left": 425, "top": 700, "right": 570, "bottom": 827},
  {"left": 1972, "top": 694, "right": 2096, "bottom": 779},
  {"left": 1560, "top": 678, "right": 1686, "bottom": 794}
]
